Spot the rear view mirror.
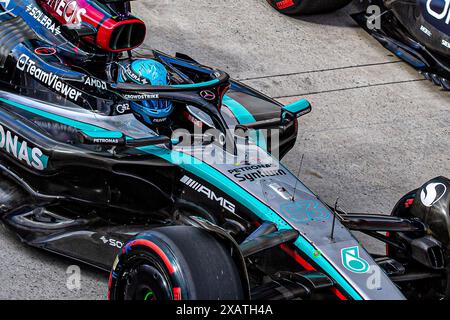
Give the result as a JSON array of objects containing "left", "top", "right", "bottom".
[
  {"left": 233, "top": 99, "right": 312, "bottom": 135},
  {"left": 282, "top": 99, "right": 312, "bottom": 118}
]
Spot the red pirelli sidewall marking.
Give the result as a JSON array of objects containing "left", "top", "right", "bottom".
[
  {"left": 125, "top": 239, "right": 175, "bottom": 274},
  {"left": 173, "top": 287, "right": 182, "bottom": 300},
  {"left": 276, "top": 0, "right": 295, "bottom": 10}
]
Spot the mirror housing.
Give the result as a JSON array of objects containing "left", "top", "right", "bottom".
[
  {"left": 282, "top": 99, "right": 312, "bottom": 118},
  {"left": 234, "top": 99, "right": 312, "bottom": 134}
]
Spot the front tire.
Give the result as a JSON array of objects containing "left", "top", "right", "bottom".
[
  {"left": 266, "top": 0, "right": 352, "bottom": 15},
  {"left": 108, "top": 226, "right": 245, "bottom": 300}
]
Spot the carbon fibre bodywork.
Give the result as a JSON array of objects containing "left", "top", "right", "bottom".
[
  {"left": 0, "top": 0, "right": 448, "bottom": 301},
  {"left": 355, "top": 0, "right": 450, "bottom": 89},
  {"left": 0, "top": 90, "right": 405, "bottom": 300}
]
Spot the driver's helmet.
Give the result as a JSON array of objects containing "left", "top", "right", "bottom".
[{"left": 118, "top": 59, "right": 173, "bottom": 125}]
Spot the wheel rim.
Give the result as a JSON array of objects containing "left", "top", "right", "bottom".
[
  {"left": 144, "top": 290, "right": 155, "bottom": 301},
  {"left": 123, "top": 263, "right": 173, "bottom": 300}
]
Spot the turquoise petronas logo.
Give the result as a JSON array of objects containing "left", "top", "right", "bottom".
[{"left": 341, "top": 246, "right": 370, "bottom": 273}]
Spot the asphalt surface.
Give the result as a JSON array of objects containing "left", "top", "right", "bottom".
[{"left": 1, "top": 0, "right": 449, "bottom": 299}]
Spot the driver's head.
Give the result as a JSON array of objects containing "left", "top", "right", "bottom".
[{"left": 118, "top": 59, "right": 173, "bottom": 126}]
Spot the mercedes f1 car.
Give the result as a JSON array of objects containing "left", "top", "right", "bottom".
[
  {"left": 267, "top": 0, "right": 450, "bottom": 90},
  {"left": 1, "top": 0, "right": 450, "bottom": 301}
]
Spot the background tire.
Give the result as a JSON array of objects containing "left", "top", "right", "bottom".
[
  {"left": 109, "top": 226, "right": 245, "bottom": 300},
  {"left": 266, "top": 0, "right": 352, "bottom": 15}
]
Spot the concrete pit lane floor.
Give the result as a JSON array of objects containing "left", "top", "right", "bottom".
[{"left": 1, "top": 0, "right": 448, "bottom": 299}]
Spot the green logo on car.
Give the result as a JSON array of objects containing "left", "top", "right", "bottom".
[{"left": 341, "top": 246, "right": 369, "bottom": 273}]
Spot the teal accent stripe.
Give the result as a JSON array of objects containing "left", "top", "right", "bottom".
[
  {"left": 223, "top": 95, "right": 267, "bottom": 150},
  {"left": 0, "top": 98, "right": 108, "bottom": 133},
  {"left": 283, "top": 99, "right": 310, "bottom": 114},
  {"left": 139, "top": 147, "right": 363, "bottom": 300},
  {"left": 223, "top": 95, "right": 256, "bottom": 123},
  {"left": 171, "top": 79, "right": 220, "bottom": 88},
  {"left": 82, "top": 130, "right": 123, "bottom": 139},
  {"left": 0, "top": 97, "right": 362, "bottom": 299}
]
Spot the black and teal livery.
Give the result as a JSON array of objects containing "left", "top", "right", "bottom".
[{"left": 1, "top": 0, "right": 450, "bottom": 301}]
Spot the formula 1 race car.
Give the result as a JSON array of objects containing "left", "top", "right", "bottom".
[
  {"left": 267, "top": 0, "right": 450, "bottom": 90},
  {"left": 1, "top": 0, "right": 450, "bottom": 301}
]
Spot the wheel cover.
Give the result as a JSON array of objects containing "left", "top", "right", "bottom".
[{"left": 123, "top": 263, "right": 173, "bottom": 300}]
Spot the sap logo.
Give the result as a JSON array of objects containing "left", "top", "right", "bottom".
[
  {"left": 0, "top": 0, "right": 13, "bottom": 17},
  {"left": 420, "top": 182, "right": 447, "bottom": 207},
  {"left": 180, "top": 175, "right": 236, "bottom": 214},
  {"left": 426, "top": 0, "right": 450, "bottom": 24},
  {"left": 0, "top": 124, "right": 48, "bottom": 170},
  {"left": 100, "top": 236, "right": 123, "bottom": 249}
]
